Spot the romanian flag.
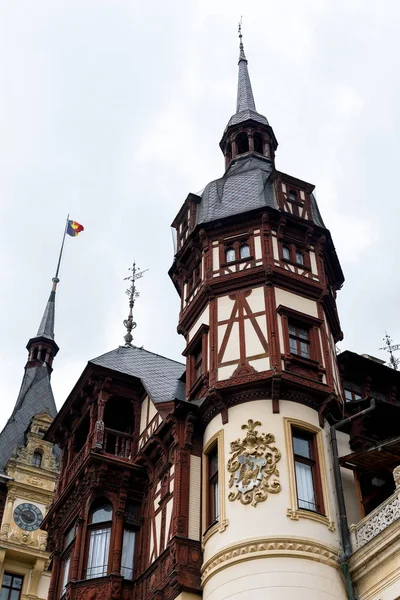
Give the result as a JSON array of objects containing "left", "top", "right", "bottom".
[{"left": 66, "top": 220, "right": 84, "bottom": 237}]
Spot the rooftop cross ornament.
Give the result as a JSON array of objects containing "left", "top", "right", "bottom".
[
  {"left": 123, "top": 263, "right": 148, "bottom": 346},
  {"left": 380, "top": 332, "right": 400, "bottom": 370}
]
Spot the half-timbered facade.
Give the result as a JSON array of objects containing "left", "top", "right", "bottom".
[{"left": 41, "top": 32, "right": 400, "bottom": 600}]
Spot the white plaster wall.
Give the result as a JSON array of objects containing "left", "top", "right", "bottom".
[
  {"left": 310, "top": 249, "right": 318, "bottom": 275},
  {"left": 188, "top": 306, "right": 210, "bottom": 341},
  {"left": 203, "top": 557, "right": 346, "bottom": 600},
  {"left": 148, "top": 399, "right": 157, "bottom": 422},
  {"left": 254, "top": 235, "right": 262, "bottom": 259},
  {"left": 217, "top": 296, "right": 235, "bottom": 322},
  {"left": 272, "top": 234, "right": 279, "bottom": 260},
  {"left": 139, "top": 396, "right": 149, "bottom": 434},
  {"left": 275, "top": 288, "right": 318, "bottom": 317},
  {"left": 246, "top": 286, "right": 265, "bottom": 313},
  {"left": 203, "top": 400, "right": 342, "bottom": 565}
]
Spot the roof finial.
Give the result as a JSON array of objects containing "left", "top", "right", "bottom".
[
  {"left": 238, "top": 16, "right": 247, "bottom": 62},
  {"left": 123, "top": 262, "right": 148, "bottom": 346}
]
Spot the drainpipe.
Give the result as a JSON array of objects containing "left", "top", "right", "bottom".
[{"left": 330, "top": 398, "right": 376, "bottom": 600}]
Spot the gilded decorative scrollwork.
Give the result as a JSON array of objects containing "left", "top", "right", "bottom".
[{"left": 227, "top": 419, "right": 281, "bottom": 507}]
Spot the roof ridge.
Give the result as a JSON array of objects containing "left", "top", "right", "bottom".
[{"left": 91, "top": 345, "right": 185, "bottom": 367}]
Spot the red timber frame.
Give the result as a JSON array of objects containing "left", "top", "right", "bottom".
[{"left": 43, "top": 364, "right": 202, "bottom": 600}]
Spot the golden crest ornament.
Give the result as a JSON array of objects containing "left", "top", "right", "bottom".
[{"left": 227, "top": 419, "right": 281, "bottom": 507}]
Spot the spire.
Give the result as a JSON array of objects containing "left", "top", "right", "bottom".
[
  {"left": 122, "top": 263, "right": 148, "bottom": 346},
  {"left": 36, "top": 277, "right": 59, "bottom": 340},
  {"left": 236, "top": 20, "right": 256, "bottom": 113},
  {"left": 225, "top": 21, "right": 269, "bottom": 129}
]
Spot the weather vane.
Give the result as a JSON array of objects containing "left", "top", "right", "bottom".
[
  {"left": 123, "top": 262, "right": 148, "bottom": 346},
  {"left": 380, "top": 332, "right": 400, "bottom": 370}
]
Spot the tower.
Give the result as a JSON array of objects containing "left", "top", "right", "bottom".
[
  {"left": 169, "top": 31, "right": 347, "bottom": 599},
  {"left": 0, "top": 278, "right": 59, "bottom": 600}
]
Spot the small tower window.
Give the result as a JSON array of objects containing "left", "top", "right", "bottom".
[
  {"left": 236, "top": 132, "right": 249, "bottom": 155},
  {"left": 289, "top": 190, "right": 297, "bottom": 202},
  {"left": 32, "top": 451, "right": 42, "bottom": 468},
  {"left": 283, "top": 246, "right": 291, "bottom": 260},
  {"left": 225, "top": 247, "right": 235, "bottom": 263},
  {"left": 32, "top": 348, "right": 39, "bottom": 360},
  {"left": 296, "top": 251, "right": 304, "bottom": 265},
  {"left": 226, "top": 142, "right": 232, "bottom": 162},
  {"left": 240, "top": 243, "right": 250, "bottom": 259},
  {"left": 40, "top": 348, "right": 47, "bottom": 362},
  {"left": 253, "top": 133, "right": 264, "bottom": 154}
]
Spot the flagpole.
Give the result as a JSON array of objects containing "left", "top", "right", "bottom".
[{"left": 53, "top": 214, "right": 69, "bottom": 285}]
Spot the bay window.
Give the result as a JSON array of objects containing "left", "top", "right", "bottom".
[{"left": 85, "top": 500, "right": 112, "bottom": 579}]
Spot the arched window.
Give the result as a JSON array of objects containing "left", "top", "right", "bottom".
[
  {"left": 226, "top": 142, "right": 232, "bottom": 163},
  {"left": 240, "top": 244, "right": 250, "bottom": 259},
  {"left": 253, "top": 133, "right": 264, "bottom": 154},
  {"left": 32, "top": 348, "right": 39, "bottom": 360},
  {"left": 225, "top": 247, "right": 235, "bottom": 263},
  {"left": 86, "top": 500, "right": 113, "bottom": 579},
  {"left": 32, "top": 451, "right": 42, "bottom": 468},
  {"left": 236, "top": 132, "right": 249, "bottom": 155},
  {"left": 40, "top": 348, "right": 47, "bottom": 362}
]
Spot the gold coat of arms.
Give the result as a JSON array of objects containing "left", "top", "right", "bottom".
[{"left": 227, "top": 419, "right": 281, "bottom": 507}]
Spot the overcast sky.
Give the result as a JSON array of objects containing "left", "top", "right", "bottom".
[{"left": 1, "top": 0, "right": 399, "bottom": 431}]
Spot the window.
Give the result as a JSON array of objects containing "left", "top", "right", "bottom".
[
  {"left": 288, "top": 323, "right": 310, "bottom": 358},
  {"left": 236, "top": 132, "right": 249, "bottom": 154},
  {"left": 292, "top": 429, "right": 323, "bottom": 514},
  {"left": 281, "top": 243, "right": 307, "bottom": 266},
  {"left": 0, "top": 574, "right": 23, "bottom": 600},
  {"left": 344, "top": 381, "right": 362, "bottom": 403},
  {"left": 295, "top": 250, "right": 304, "bottom": 265},
  {"left": 240, "top": 243, "right": 250, "bottom": 259},
  {"left": 85, "top": 501, "right": 112, "bottom": 579},
  {"left": 207, "top": 445, "right": 219, "bottom": 527},
  {"left": 225, "top": 247, "right": 235, "bottom": 263},
  {"left": 253, "top": 133, "right": 264, "bottom": 154},
  {"left": 283, "top": 245, "right": 290, "bottom": 260},
  {"left": 32, "top": 451, "right": 42, "bottom": 468},
  {"left": 121, "top": 529, "right": 135, "bottom": 580},
  {"left": 194, "top": 346, "right": 203, "bottom": 380},
  {"left": 59, "top": 523, "right": 76, "bottom": 597},
  {"left": 288, "top": 190, "right": 297, "bottom": 202}
]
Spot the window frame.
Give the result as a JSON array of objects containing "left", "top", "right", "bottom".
[
  {"left": 221, "top": 236, "right": 255, "bottom": 266},
  {"left": 288, "top": 323, "right": 311, "bottom": 359},
  {"left": 0, "top": 573, "right": 23, "bottom": 600},
  {"left": 206, "top": 444, "right": 219, "bottom": 528},
  {"left": 58, "top": 522, "right": 76, "bottom": 598},
  {"left": 284, "top": 418, "right": 335, "bottom": 531},
  {"left": 280, "top": 242, "right": 309, "bottom": 269},
  {"left": 343, "top": 380, "right": 363, "bottom": 403},
  {"left": 277, "top": 305, "right": 323, "bottom": 365},
  {"left": 202, "top": 430, "right": 227, "bottom": 545},
  {"left": 83, "top": 501, "right": 113, "bottom": 581},
  {"left": 32, "top": 451, "right": 42, "bottom": 468},
  {"left": 292, "top": 428, "right": 324, "bottom": 514}
]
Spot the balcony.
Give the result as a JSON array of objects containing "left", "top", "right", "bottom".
[{"left": 350, "top": 484, "right": 400, "bottom": 550}]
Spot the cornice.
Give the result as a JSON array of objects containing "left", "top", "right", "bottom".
[{"left": 201, "top": 536, "right": 340, "bottom": 585}]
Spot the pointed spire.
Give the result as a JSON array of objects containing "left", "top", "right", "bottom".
[
  {"left": 36, "top": 277, "right": 59, "bottom": 340},
  {"left": 236, "top": 19, "right": 256, "bottom": 113},
  {"left": 122, "top": 263, "right": 148, "bottom": 346}
]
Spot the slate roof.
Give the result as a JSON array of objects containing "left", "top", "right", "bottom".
[
  {"left": 0, "top": 365, "right": 57, "bottom": 474},
  {"left": 90, "top": 345, "right": 186, "bottom": 405},
  {"left": 195, "top": 154, "right": 325, "bottom": 228},
  {"left": 36, "top": 289, "right": 56, "bottom": 340}
]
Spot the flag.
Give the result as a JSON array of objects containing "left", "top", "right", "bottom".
[{"left": 66, "top": 220, "right": 84, "bottom": 237}]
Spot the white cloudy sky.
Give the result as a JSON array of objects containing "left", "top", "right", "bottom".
[{"left": 1, "top": 0, "right": 399, "bottom": 430}]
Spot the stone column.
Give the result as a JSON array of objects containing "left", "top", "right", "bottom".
[
  {"left": 29, "top": 558, "right": 45, "bottom": 596},
  {"left": 48, "top": 551, "right": 61, "bottom": 600}
]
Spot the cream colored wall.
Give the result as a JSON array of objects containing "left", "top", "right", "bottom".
[
  {"left": 188, "top": 306, "right": 210, "bottom": 341},
  {"left": 140, "top": 396, "right": 149, "bottom": 434},
  {"left": 336, "top": 431, "right": 361, "bottom": 527},
  {"left": 175, "top": 593, "right": 202, "bottom": 600},
  {"left": 37, "top": 572, "right": 51, "bottom": 599},
  {"left": 202, "top": 399, "right": 346, "bottom": 598},
  {"left": 275, "top": 288, "right": 318, "bottom": 317},
  {"left": 203, "top": 556, "right": 345, "bottom": 600}
]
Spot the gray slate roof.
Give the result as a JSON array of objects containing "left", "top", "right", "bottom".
[
  {"left": 195, "top": 155, "right": 325, "bottom": 228},
  {"left": 90, "top": 345, "right": 186, "bottom": 404},
  {"left": 36, "top": 289, "right": 56, "bottom": 340},
  {"left": 225, "top": 43, "right": 269, "bottom": 130},
  {"left": 0, "top": 365, "right": 57, "bottom": 474}
]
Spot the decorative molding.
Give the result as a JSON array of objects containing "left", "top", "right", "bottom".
[
  {"left": 227, "top": 420, "right": 281, "bottom": 507},
  {"left": 283, "top": 417, "right": 335, "bottom": 531},
  {"left": 393, "top": 464, "right": 400, "bottom": 489},
  {"left": 201, "top": 536, "right": 340, "bottom": 585},
  {"left": 351, "top": 486, "right": 400, "bottom": 550}
]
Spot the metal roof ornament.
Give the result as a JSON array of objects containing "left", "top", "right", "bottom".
[
  {"left": 238, "top": 17, "right": 247, "bottom": 63},
  {"left": 123, "top": 263, "right": 148, "bottom": 346}
]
